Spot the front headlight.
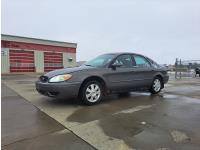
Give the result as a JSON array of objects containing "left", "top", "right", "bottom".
[{"left": 49, "top": 74, "right": 72, "bottom": 83}]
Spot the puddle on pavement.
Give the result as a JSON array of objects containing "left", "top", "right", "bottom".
[
  {"left": 98, "top": 113, "right": 144, "bottom": 137},
  {"left": 66, "top": 92, "right": 188, "bottom": 124},
  {"left": 66, "top": 91, "right": 200, "bottom": 149},
  {"left": 95, "top": 99, "right": 200, "bottom": 149},
  {"left": 95, "top": 110, "right": 174, "bottom": 149},
  {"left": 66, "top": 94, "right": 163, "bottom": 123}
]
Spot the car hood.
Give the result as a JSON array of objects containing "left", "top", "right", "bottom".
[{"left": 45, "top": 65, "right": 93, "bottom": 78}]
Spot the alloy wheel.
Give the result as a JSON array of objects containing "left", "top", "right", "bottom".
[
  {"left": 85, "top": 84, "right": 101, "bottom": 102},
  {"left": 153, "top": 79, "right": 161, "bottom": 92}
]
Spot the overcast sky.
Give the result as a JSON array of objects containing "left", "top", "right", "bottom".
[{"left": 2, "top": 0, "right": 200, "bottom": 64}]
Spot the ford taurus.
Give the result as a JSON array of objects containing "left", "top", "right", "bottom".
[{"left": 36, "top": 53, "right": 169, "bottom": 105}]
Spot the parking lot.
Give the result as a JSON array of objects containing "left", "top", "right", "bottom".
[{"left": 2, "top": 74, "right": 200, "bottom": 150}]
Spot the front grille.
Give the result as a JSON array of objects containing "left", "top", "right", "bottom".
[
  {"left": 39, "top": 76, "right": 49, "bottom": 83},
  {"left": 37, "top": 89, "right": 59, "bottom": 97}
]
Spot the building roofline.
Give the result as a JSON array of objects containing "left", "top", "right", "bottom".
[{"left": 1, "top": 34, "right": 77, "bottom": 48}]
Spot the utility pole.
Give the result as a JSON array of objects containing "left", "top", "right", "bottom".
[
  {"left": 175, "top": 58, "right": 178, "bottom": 79},
  {"left": 179, "top": 59, "right": 182, "bottom": 79}
]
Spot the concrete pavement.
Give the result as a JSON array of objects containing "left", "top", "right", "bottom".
[
  {"left": 1, "top": 82, "right": 94, "bottom": 150},
  {"left": 2, "top": 74, "right": 200, "bottom": 150}
]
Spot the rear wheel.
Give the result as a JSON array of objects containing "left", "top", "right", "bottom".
[
  {"left": 81, "top": 81, "right": 103, "bottom": 105},
  {"left": 150, "top": 77, "right": 162, "bottom": 94}
]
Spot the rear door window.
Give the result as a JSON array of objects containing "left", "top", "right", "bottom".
[{"left": 134, "top": 55, "right": 151, "bottom": 68}]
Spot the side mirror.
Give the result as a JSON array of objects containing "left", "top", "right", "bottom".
[{"left": 111, "top": 64, "right": 122, "bottom": 70}]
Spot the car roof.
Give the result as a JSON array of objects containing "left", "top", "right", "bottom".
[{"left": 104, "top": 52, "right": 144, "bottom": 56}]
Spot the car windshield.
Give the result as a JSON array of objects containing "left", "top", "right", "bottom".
[{"left": 84, "top": 54, "right": 115, "bottom": 67}]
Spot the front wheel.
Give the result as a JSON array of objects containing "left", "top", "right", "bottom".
[
  {"left": 81, "top": 81, "right": 103, "bottom": 105},
  {"left": 150, "top": 77, "right": 162, "bottom": 94}
]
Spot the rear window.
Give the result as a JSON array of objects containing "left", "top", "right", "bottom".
[{"left": 146, "top": 57, "right": 160, "bottom": 68}]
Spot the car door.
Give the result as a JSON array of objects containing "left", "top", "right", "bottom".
[
  {"left": 132, "top": 55, "right": 155, "bottom": 88},
  {"left": 104, "top": 54, "right": 136, "bottom": 91}
]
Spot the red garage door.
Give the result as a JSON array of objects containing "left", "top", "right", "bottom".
[
  {"left": 9, "top": 50, "right": 35, "bottom": 72},
  {"left": 44, "top": 52, "right": 63, "bottom": 72}
]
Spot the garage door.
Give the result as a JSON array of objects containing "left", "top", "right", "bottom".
[
  {"left": 44, "top": 52, "right": 63, "bottom": 72},
  {"left": 9, "top": 50, "right": 35, "bottom": 72}
]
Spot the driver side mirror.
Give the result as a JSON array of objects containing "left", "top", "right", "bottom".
[{"left": 110, "top": 64, "right": 122, "bottom": 70}]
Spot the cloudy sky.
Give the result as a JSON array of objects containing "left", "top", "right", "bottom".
[{"left": 2, "top": 0, "right": 200, "bottom": 64}]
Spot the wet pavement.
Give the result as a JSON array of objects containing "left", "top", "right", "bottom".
[
  {"left": 1, "top": 82, "right": 94, "bottom": 150},
  {"left": 2, "top": 74, "right": 200, "bottom": 150}
]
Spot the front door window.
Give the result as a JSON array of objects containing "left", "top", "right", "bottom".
[{"left": 113, "top": 54, "right": 134, "bottom": 68}]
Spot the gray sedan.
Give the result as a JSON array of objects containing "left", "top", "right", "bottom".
[{"left": 36, "top": 53, "right": 169, "bottom": 105}]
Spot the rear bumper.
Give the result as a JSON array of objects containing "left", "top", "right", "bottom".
[{"left": 35, "top": 81, "right": 81, "bottom": 99}]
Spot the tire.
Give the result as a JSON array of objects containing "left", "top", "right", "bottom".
[
  {"left": 80, "top": 80, "right": 103, "bottom": 105},
  {"left": 150, "top": 77, "right": 162, "bottom": 94}
]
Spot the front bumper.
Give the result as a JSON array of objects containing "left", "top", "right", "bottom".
[{"left": 35, "top": 81, "right": 81, "bottom": 99}]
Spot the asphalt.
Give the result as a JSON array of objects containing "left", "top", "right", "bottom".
[{"left": 2, "top": 74, "right": 200, "bottom": 150}]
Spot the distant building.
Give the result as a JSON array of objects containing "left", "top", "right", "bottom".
[
  {"left": 168, "top": 64, "right": 175, "bottom": 71},
  {"left": 1, "top": 34, "right": 77, "bottom": 73}
]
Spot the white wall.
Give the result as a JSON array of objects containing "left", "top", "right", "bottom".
[
  {"left": 63, "top": 53, "right": 76, "bottom": 68},
  {"left": 34, "top": 51, "right": 44, "bottom": 73},
  {"left": 1, "top": 48, "right": 10, "bottom": 73}
]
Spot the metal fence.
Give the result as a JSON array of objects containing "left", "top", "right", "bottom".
[{"left": 174, "top": 58, "right": 200, "bottom": 79}]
